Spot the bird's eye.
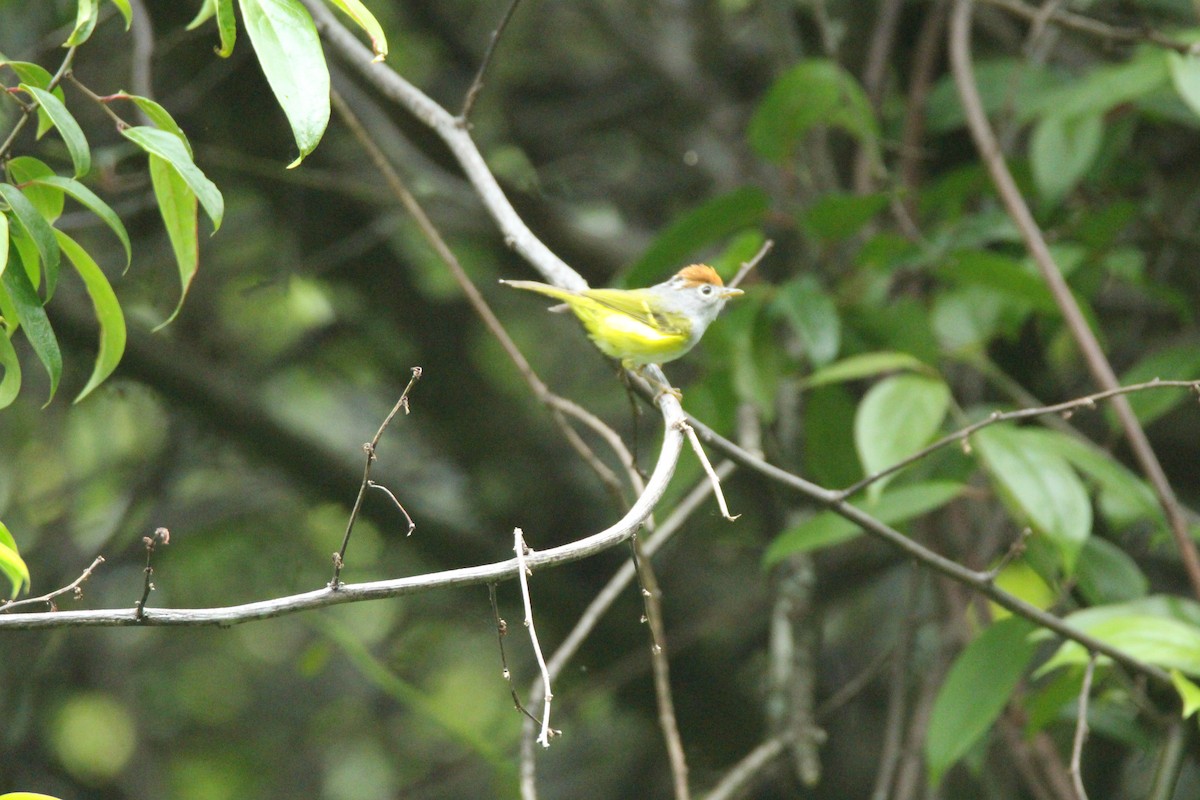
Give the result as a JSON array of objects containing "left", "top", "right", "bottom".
[{"left": 700, "top": 285, "right": 714, "bottom": 296}]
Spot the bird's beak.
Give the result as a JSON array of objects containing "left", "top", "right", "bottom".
[{"left": 722, "top": 287, "right": 745, "bottom": 299}]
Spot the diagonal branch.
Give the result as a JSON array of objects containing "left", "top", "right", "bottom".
[{"left": 948, "top": 0, "right": 1200, "bottom": 601}]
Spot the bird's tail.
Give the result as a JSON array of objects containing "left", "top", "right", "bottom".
[{"left": 499, "top": 279, "right": 577, "bottom": 305}]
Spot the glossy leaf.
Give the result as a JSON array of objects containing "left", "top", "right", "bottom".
[
  {"left": 623, "top": 188, "right": 769, "bottom": 288},
  {"left": 20, "top": 84, "right": 91, "bottom": 178},
  {"left": 65, "top": 0, "right": 99, "bottom": 45},
  {"left": 855, "top": 373, "right": 951, "bottom": 500},
  {"left": 0, "top": 60, "right": 63, "bottom": 138},
  {"left": 55, "top": 231, "right": 126, "bottom": 402},
  {"left": 238, "top": 0, "right": 330, "bottom": 167},
  {"left": 0, "top": 253, "right": 61, "bottom": 404},
  {"left": 110, "top": 94, "right": 193, "bottom": 157},
  {"left": 31, "top": 176, "right": 131, "bottom": 268},
  {"left": 1040, "top": 614, "right": 1200, "bottom": 677},
  {"left": 8, "top": 157, "right": 64, "bottom": 222},
  {"left": 972, "top": 424, "right": 1092, "bottom": 573},
  {"left": 148, "top": 154, "right": 199, "bottom": 329},
  {"left": 0, "top": 520, "right": 31, "bottom": 599},
  {"left": 926, "top": 617, "right": 1038, "bottom": 785},
  {"left": 1171, "top": 670, "right": 1200, "bottom": 718},
  {"left": 802, "top": 351, "right": 927, "bottom": 389},
  {"left": 107, "top": 0, "right": 132, "bottom": 29},
  {"left": 0, "top": 317, "right": 20, "bottom": 410},
  {"left": 748, "top": 59, "right": 878, "bottom": 163},
  {"left": 121, "top": 126, "right": 223, "bottom": 230},
  {"left": 0, "top": 183, "right": 60, "bottom": 286},
  {"left": 1030, "top": 112, "right": 1103, "bottom": 205},
  {"left": 328, "top": 0, "right": 388, "bottom": 61},
  {"left": 765, "top": 481, "right": 964, "bottom": 564},
  {"left": 1167, "top": 51, "right": 1200, "bottom": 122},
  {"left": 774, "top": 276, "right": 840, "bottom": 366}
]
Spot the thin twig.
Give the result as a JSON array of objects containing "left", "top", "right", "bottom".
[
  {"left": 836, "top": 379, "right": 1200, "bottom": 501},
  {"left": 513, "top": 528, "right": 558, "bottom": 747},
  {"left": 1070, "top": 655, "right": 1097, "bottom": 800},
  {"left": 0, "top": 555, "right": 105, "bottom": 613},
  {"left": 134, "top": 527, "right": 170, "bottom": 621},
  {"left": 631, "top": 533, "right": 691, "bottom": 800},
  {"left": 980, "top": 0, "right": 1200, "bottom": 54},
  {"left": 331, "top": 366, "right": 422, "bottom": 586},
  {"left": 676, "top": 420, "right": 739, "bottom": 520},
  {"left": 949, "top": 0, "right": 1200, "bottom": 601},
  {"left": 728, "top": 239, "right": 773, "bottom": 289},
  {"left": 0, "top": 46, "right": 78, "bottom": 160},
  {"left": 701, "top": 735, "right": 790, "bottom": 800},
  {"left": 458, "top": 0, "right": 524, "bottom": 121},
  {"left": 366, "top": 481, "right": 415, "bottom": 536},
  {"left": 488, "top": 582, "right": 542, "bottom": 727}
]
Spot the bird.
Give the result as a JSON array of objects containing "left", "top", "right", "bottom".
[{"left": 500, "top": 264, "right": 743, "bottom": 370}]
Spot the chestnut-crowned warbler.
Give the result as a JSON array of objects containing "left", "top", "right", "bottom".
[{"left": 501, "top": 264, "right": 743, "bottom": 369}]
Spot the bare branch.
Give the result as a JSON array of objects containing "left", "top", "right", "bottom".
[
  {"left": 980, "top": 0, "right": 1200, "bottom": 54},
  {"left": 0, "top": 555, "right": 105, "bottom": 614},
  {"left": 1070, "top": 655, "right": 1097, "bottom": 800},
  {"left": 458, "top": 0, "right": 524, "bottom": 121},
  {"left": 700, "top": 735, "right": 789, "bottom": 800},
  {"left": 514, "top": 529, "right": 558, "bottom": 747}
]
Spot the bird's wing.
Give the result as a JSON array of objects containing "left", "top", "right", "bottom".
[{"left": 581, "top": 289, "right": 689, "bottom": 336}]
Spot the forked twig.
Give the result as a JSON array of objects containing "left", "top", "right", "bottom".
[
  {"left": 513, "top": 528, "right": 558, "bottom": 747},
  {"left": 0, "top": 555, "right": 105, "bottom": 614},
  {"left": 332, "top": 366, "right": 423, "bottom": 586},
  {"left": 676, "top": 420, "right": 739, "bottom": 520}
]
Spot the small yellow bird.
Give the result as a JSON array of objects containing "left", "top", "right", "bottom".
[{"left": 501, "top": 264, "right": 743, "bottom": 369}]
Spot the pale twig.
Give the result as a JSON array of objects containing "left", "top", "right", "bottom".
[
  {"left": 332, "top": 366, "right": 422, "bottom": 586},
  {"left": 700, "top": 735, "right": 790, "bottom": 800},
  {"left": 0, "top": 555, "right": 105, "bottom": 614},
  {"left": 1070, "top": 655, "right": 1097, "bottom": 800},
  {"left": 835, "top": 379, "right": 1200, "bottom": 502},
  {"left": 513, "top": 529, "right": 558, "bottom": 747},
  {"left": 366, "top": 481, "right": 415, "bottom": 536},
  {"left": 631, "top": 533, "right": 690, "bottom": 800},
  {"left": 458, "top": 0, "right": 524, "bottom": 121},
  {"left": 488, "top": 583, "right": 542, "bottom": 727},
  {"left": 949, "top": 0, "right": 1200, "bottom": 601},
  {"left": 676, "top": 420, "right": 739, "bottom": 521},
  {"left": 728, "top": 239, "right": 773, "bottom": 289}
]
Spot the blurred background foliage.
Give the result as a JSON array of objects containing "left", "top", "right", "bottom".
[{"left": 3, "top": 0, "right": 1200, "bottom": 798}]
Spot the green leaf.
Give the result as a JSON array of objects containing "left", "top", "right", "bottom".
[
  {"left": 622, "top": 187, "right": 769, "bottom": 288},
  {"left": 1171, "top": 670, "right": 1200, "bottom": 718},
  {"left": 0, "top": 314, "right": 21, "bottom": 410},
  {"left": 1030, "top": 112, "right": 1103, "bottom": 205},
  {"left": 109, "top": 94, "right": 193, "bottom": 157},
  {"left": 121, "top": 126, "right": 223, "bottom": 230},
  {"left": 1074, "top": 536, "right": 1149, "bottom": 606},
  {"left": 0, "top": 520, "right": 31, "bottom": 599},
  {"left": 764, "top": 481, "right": 965, "bottom": 564},
  {"left": 801, "top": 192, "right": 890, "bottom": 241},
  {"left": 1040, "top": 615, "right": 1200, "bottom": 677},
  {"left": 215, "top": 0, "right": 238, "bottom": 57},
  {"left": 107, "top": 0, "right": 133, "bottom": 29},
  {"left": 8, "top": 157, "right": 64, "bottom": 222},
  {"left": 802, "top": 351, "right": 927, "bottom": 390},
  {"left": 55, "top": 231, "right": 126, "bottom": 402},
  {"left": 238, "top": 0, "right": 330, "bottom": 167},
  {"left": 855, "top": 373, "right": 951, "bottom": 501},
  {"left": 748, "top": 59, "right": 879, "bottom": 163},
  {"left": 926, "top": 617, "right": 1038, "bottom": 785},
  {"left": 1024, "top": 49, "right": 1169, "bottom": 120},
  {"left": 20, "top": 84, "right": 91, "bottom": 178},
  {"left": 31, "top": 176, "right": 132, "bottom": 268},
  {"left": 1112, "top": 345, "right": 1200, "bottom": 427},
  {"left": 1167, "top": 52, "right": 1200, "bottom": 122},
  {"left": 773, "top": 276, "right": 840, "bottom": 366},
  {"left": 937, "top": 250, "right": 1059, "bottom": 314},
  {"left": 0, "top": 60, "right": 65, "bottom": 138},
  {"left": 972, "top": 424, "right": 1092, "bottom": 573},
  {"left": 147, "top": 154, "right": 199, "bottom": 329},
  {"left": 328, "top": 0, "right": 389, "bottom": 61},
  {"left": 1, "top": 248, "right": 61, "bottom": 404},
  {"left": 65, "top": 0, "right": 100, "bottom": 46},
  {"left": 186, "top": 0, "right": 217, "bottom": 29},
  {"left": 0, "top": 183, "right": 60, "bottom": 290}
]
